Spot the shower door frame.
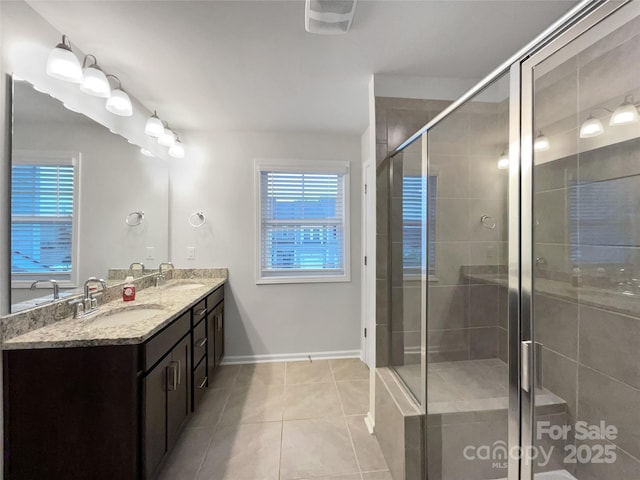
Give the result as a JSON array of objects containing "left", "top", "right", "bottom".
[{"left": 516, "top": 1, "right": 632, "bottom": 479}]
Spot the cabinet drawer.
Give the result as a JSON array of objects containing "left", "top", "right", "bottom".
[
  {"left": 144, "top": 312, "right": 190, "bottom": 372},
  {"left": 193, "top": 319, "right": 207, "bottom": 365},
  {"left": 207, "top": 286, "right": 224, "bottom": 310},
  {"left": 192, "top": 299, "right": 207, "bottom": 324},
  {"left": 193, "top": 357, "right": 208, "bottom": 408}
]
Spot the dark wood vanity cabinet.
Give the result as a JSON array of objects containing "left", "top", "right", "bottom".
[{"left": 206, "top": 286, "right": 225, "bottom": 374}]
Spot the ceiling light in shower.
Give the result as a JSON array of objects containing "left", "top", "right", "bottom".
[
  {"left": 579, "top": 114, "right": 604, "bottom": 138},
  {"left": 610, "top": 96, "right": 639, "bottom": 126},
  {"left": 145, "top": 111, "right": 164, "bottom": 138},
  {"left": 105, "top": 75, "right": 133, "bottom": 116},
  {"left": 497, "top": 151, "right": 509, "bottom": 170},
  {"left": 158, "top": 124, "right": 176, "bottom": 147},
  {"left": 533, "top": 130, "right": 550, "bottom": 152},
  {"left": 79, "top": 55, "right": 111, "bottom": 98},
  {"left": 168, "top": 137, "right": 185, "bottom": 158},
  {"left": 46, "top": 35, "right": 83, "bottom": 83}
]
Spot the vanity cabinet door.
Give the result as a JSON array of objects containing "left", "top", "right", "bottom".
[
  {"left": 214, "top": 302, "right": 224, "bottom": 366},
  {"left": 144, "top": 354, "right": 172, "bottom": 479},
  {"left": 167, "top": 335, "right": 191, "bottom": 450}
]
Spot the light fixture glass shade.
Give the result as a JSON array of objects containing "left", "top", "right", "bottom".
[
  {"left": 106, "top": 88, "right": 133, "bottom": 116},
  {"left": 46, "top": 38, "right": 83, "bottom": 83},
  {"left": 610, "top": 101, "right": 639, "bottom": 126},
  {"left": 533, "top": 131, "right": 550, "bottom": 151},
  {"left": 580, "top": 115, "right": 604, "bottom": 138},
  {"left": 140, "top": 148, "right": 155, "bottom": 157},
  {"left": 497, "top": 152, "right": 509, "bottom": 170},
  {"left": 158, "top": 128, "right": 176, "bottom": 147},
  {"left": 169, "top": 140, "right": 185, "bottom": 158},
  {"left": 145, "top": 112, "right": 164, "bottom": 137},
  {"left": 80, "top": 65, "right": 111, "bottom": 98}
]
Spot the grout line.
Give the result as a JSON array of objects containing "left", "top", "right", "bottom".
[{"left": 194, "top": 388, "right": 232, "bottom": 480}]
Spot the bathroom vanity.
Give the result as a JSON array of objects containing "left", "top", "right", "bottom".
[{"left": 2, "top": 274, "right": 226, "bottom": 480}]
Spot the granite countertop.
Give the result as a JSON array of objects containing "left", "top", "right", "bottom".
[{"left": 3, "top": 278, "right": 225, "bottom": 350}]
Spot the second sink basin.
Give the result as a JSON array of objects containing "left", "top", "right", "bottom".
[
  {"left": 166, "top": 283, "right": 205, "bottom": 291},
  {"left": 88, "top": 305, "right": 165, "bottom": 328}
]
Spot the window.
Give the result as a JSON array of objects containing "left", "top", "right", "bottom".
[
  {"left": 255, "top": 159, "right": 350, "bottom": 284},
  {"left": 402, "top": 175, "right": 437, "bottom": 276},
  {"left": 11, "top": 152, "right": 79, "bottom": 287}
]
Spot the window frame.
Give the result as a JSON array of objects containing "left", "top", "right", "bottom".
[
  {"left": 254, "top": 158, "right": 351, "bottom": 285},
  {"left": 11, "top": 150, "right": 81, "bottom": 289}
]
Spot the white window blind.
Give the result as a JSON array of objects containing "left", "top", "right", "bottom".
[
  {"left": 256, "top": 160, "right": 350, "bottom": 283},
  {"left": 403, "top": 175, "right": 437, "bottom": 275},
  {"left": 11, "top": 155, "right": 78, "bottom": 284}
]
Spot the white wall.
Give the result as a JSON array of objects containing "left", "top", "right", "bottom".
[{"left": 170, "top": 130, "right": 362, "bottom": 360}]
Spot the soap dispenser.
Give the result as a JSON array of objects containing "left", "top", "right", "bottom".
[{"left": 123, "top": 276, "right": 136, "bottom": 302}]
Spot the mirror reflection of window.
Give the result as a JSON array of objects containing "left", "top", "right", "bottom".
[
  {"left": 11, "top": 152, "right": 79, "bottom": 287},
  {"left": 402, "top": 175, "right": 437, "bottom": 276}
]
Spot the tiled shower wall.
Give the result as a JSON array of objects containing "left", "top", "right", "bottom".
[{"left": 534, "top": 140, "right": 640, "bottom": 478}]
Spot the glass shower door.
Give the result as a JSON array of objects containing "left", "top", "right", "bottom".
[{"left": 522, "top": 2, "right": 640, "bottom": 479}]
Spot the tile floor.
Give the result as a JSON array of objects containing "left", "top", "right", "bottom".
[{"left": 158, "top": 358, "right": 391, "bottom": 480}]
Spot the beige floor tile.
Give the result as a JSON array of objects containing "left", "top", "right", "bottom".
[
  {"left": 209, "top": 365, "right": 241, "bottom": 388},
  {"left": 286, "top": 360, "right": 333, "bottom": 384},
  {"left": 189, "top": 388, "right": 230, "bottom": 428},
  {"left": 236, "top": 362, "right": 286, "bottom": 386},
  {"left": 305, "top": 475, "right": 363, "bottom": 480},
  {"left": 219, "top": 384, "right": 284, "bottom": 425},
  {"left": 345, "top": 416, "right": 388, "bottom": 472},
  {"left": 336, "top": 380, "right": 370, "bottom": 415},
  {"left": 361, "top": 471, "right": 392, "bottom": 480},
  {"left": 284, "top": 383, "right": 343, "bottom": 420},
  {"left": 197, "top": 422, "right": 282, "bottom": 480},
  {"left": 280, "top": 418, "right": 359, "bottom": 479},
  {"left": 330, "top": 358, "right": 370, "bottom": 381},
  {"left": 158, "top": 427, "right": 212, "bottom": 480}
]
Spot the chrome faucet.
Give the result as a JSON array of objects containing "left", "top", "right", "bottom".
[
  {"left": 30, "top": 279, "right": 60, "bottom": 301},
  {"left": 70, "top": 277, "right": 107, "bottom": 318},
  {"left": 129, "top": 262, "right": 146, "bottom": 276},
  {"left": 156, "top": 262, "right": 175, "bottom": 287}
]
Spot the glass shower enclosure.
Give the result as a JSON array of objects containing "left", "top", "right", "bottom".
[{"left": 379, "top": 1, "right": 640, "bottom": 479}]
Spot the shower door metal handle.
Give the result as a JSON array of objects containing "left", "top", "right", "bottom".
[{"left": 521, "top": 340, "right": 543, "bottom": 392}]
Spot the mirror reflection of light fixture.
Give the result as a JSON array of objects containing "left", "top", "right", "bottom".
[
  {"left": 46, "top": 35, "right": 83, "bottom": 83},
  {"left": 168, "top": 137, "right": 185, "bottom": 158},
  {"left": 158, "top": 123, "right": 176, "bottom": 147},
  {"left": 497, "top": 151, "right": 509, "bottom": 170},
  {"left": 579, "top": 114, "right": 605, "bottom": 138},
  {"left": 533, "top": 130, "right": 550, "bottom": 151},
  {"left": 140, "top": 148, "right": 155, "bottom": 157},
  {"left": 610, "top": 96, "right": 639, "bottom": 126},
  {"left": 79, "top": 55, "right": 111, "bottom": 98},
  {"left": 105, "top": 75, "right": 133, "bottom": 116},
  {"left": 144, "top": 111, "right": 164, "bottom": 137}
]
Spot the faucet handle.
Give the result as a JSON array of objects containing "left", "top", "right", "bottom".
[{"left": 68, "top": 298, "right": 85, "bottom": 318}]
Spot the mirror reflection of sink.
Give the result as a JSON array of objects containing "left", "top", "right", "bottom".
[
  {"left": 166, "top": 283, "right": 205, "bottom": 291},
  {"left": 87, "top": 305, "right": 165, "bottom": 328}
]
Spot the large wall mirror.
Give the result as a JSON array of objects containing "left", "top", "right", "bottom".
[{"left": 10, "top": 77, "right": 169, "bottom": 311}]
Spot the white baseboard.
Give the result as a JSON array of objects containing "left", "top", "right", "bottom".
[
  {"left": 364, "top": 411, "right": 375, "bottom": 434},
  {"left": 221, "top": 349, "right": 362, "bottom": 365}
]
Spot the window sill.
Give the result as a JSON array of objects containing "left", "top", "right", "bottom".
[{"left": 257, "top": 274, "right": 351, "bottom": 285}]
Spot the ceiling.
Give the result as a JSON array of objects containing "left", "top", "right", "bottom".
[{"left": 27, "top": 0, "right": 579, "bottom": 135}]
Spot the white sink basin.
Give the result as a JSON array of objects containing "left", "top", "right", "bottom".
[
  {"left": 88, "top": 305, "right": 165, "bottom": 328},
  {"left": 166, "top": 283, "right": 205, "bottom": 291}
]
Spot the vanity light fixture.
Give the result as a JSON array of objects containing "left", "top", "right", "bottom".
[
  {"left": 105, "top": 75, "right": 133, "bottom": 116},
  {"left": 579, "top": 114, "right": 605, "bottom": 138},
  {"left": 168, "top": 137, "right": 185, "bottom": 158},
  {"left": 79, "top": 55, "right": 111, "bottom": 98},
  {"left": 144, "top": 111, "right": 164, "bottom": 137},
  {"left": 46, "top": 35, "right": 83, "bottom": 83},
  {"left": 158, "top": 123, "right": 176, "bottom": 147},
  {"left": 533, "top": 130, "right": 550, "bottom": 151},
  {"left": 497, "top": 151, "right": 509, "bottom": 170},
  {"left": 610, "top": 95, "right": 639, "bottom": 126}
]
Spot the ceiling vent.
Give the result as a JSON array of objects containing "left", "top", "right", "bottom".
[{"left": 305, "top": 0, "right": 358, "bottom": 35}]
